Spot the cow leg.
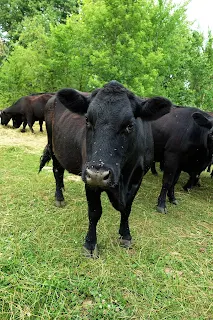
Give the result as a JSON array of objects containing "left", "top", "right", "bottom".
[
  {"left": 119, "top": 206, "right": 132, "bottom": 248},
  {"left": 28, "top": 121, "right": 35, "bottom": 133},
  {"left": 21, "top": 119, "right": 28, "bottom": 133},
  {"left": 151, "top": 161, "right": 158, "bottom": 176},
  {"left": 39, "top": 120, "right": 43, "bottom": 132},
  {"left": 84, "top": 186, "right": 102, "bottom": 258},
  {"left": 119, "top": 181, "right": 143, "bottom": 247},
  {"left": 108, "top": 169, "right": 143, "bottom": 248},
  {"left": 151, "top": 161, "right": 164, "bottom": 176},
  {"left": 106, "top": 190, "right": 132, "bottom": 247},
  {"left": 52, "top": 155, "right": 65, "bottom": 207},
  {"left": 183, "top": 173, "right": 200, "bottom": 191},
  {"left": 26, "top": 114, "right": 35, "bottom": 133},
  {"left": 157, "top": 154, "right": 178, "bottom": 214},
  {"left": 183, "top": 175, "right": 194, "bottom": 191},
  {"left": 160, "top": 160, "right": 164, "bottom": 172},
  {"left": 167, "top": 170, "right": 181, "bottom": 205},
  {"left": 157, "top": 181, "right": 171, "bottom": 213}
]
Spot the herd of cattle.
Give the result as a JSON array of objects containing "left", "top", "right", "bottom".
[{"left": 0, "top": 81, "right": 213, "bottom": 256}]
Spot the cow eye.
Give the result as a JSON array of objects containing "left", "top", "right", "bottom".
[{"left": 124, "top": 123, "right": 133, "bottom": 134}]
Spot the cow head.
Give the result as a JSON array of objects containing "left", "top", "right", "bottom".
[
  {"left": 57, "top": 81, "right": 172, "bottom": 188},
  {"left": 0, "top": 110, "right": 11, "bottom": 126}
]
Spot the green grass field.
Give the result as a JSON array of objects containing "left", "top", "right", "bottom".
[{"left": 0, "top": 125, "right": 212, "bottom": 319}]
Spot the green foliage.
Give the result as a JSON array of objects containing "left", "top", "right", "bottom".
[
  {"left": 0, "top": 0, "right": 78, "bottom": 41},
  {"left": 187, "top": 31, "right": 213, "bottom": 110},
  {"left": 0, "top": 0, "right": 213, "bottom": 109},
  {"left": 0, "top": 16, "right": 52, "bottom": 105}
]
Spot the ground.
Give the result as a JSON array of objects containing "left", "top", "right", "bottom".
[{"left": 0, "top": 123, "right": 212, "bottom": 319}]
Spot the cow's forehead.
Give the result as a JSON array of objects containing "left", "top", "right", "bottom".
[{"left": 88, "top": 86, "right": 133, "bottom": 116}]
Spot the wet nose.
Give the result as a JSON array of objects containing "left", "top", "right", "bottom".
[{"left": 85, "top": 168, "right": 111, "bottom": 187}]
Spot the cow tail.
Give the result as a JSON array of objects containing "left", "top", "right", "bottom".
[{"left": 39, "top": 144, "right": 52, "bottom": 172}]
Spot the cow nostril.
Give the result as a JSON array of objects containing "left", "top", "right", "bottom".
[
  {"left": 103, "top": 171, "right": 110, "bottom": 180},
  {"left": 86, "top": 169, "right": 91, "bottom": 178}
]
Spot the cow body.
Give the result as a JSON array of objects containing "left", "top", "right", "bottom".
[
  {"left": 0, "top": 93, "right": 54, "bottom": 133},
  {"left": 151, "top": 107, "right": 213, "bottom": 213},
  {"left": 40, "top": 81, "right": 172, "bottom": 256}
]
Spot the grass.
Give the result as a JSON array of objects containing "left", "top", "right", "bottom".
[{"left": 0, "top": 125, "right": 213, "bottom": 319}]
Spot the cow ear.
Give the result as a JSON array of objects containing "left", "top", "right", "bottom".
[
  {"left": 134, "top": 96, "right": 172, "bottom": 120},
  {"left": 192, "top": 112, "right": 213, "bottom": 129},
  {"left": 56, "top": 88, "right": 89, "bottom": 114}
]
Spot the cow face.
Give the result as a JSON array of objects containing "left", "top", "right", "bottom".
[
  {"left": 84, "top": 85, "right": 139, "bottom": 188},
  {"left": 0, "top": 111, "right": 11, "bottom": 126},
  {"left": 57, "top": 81, "right": 172, "bottom": 189}
]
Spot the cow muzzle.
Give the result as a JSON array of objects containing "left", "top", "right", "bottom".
[{"left": 84, "top": 167, "right": 112, "bottom": 187}]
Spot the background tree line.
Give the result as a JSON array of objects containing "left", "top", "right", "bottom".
[{"left": 0, "top": 0, "right": 213, "bottom": 110}]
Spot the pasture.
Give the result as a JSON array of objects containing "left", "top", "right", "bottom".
[{"left": 0, "top": 124, "right": 212, "bottom": 319}]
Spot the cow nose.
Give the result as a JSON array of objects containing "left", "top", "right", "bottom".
[{"left": 85, "top": 168, "right": 111, "bottom": 187}]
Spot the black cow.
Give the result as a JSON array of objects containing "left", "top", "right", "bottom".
[
  {"left": 151, "top": 107, "right": 213, "bottom": 213},
  {"left": 151, "top": 114, "right": 213, "bottom": 185},
  {"left": 39, "top": 81, "right": 172, "bottom": 256},
  {"left": 0, "top": 93, "right": 54, "bottom": 133}
]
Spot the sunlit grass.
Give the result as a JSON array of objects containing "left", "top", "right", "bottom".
[{"left": 0, "top": 125, "right": 212, "bottom": 319}]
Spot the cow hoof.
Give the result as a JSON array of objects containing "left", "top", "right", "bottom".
[
  {"left": 183, "top": 186, "right": 190, "bottom": 192},
  {"left": 157, "top": 206, "right": 167, "bottom": 214},
  {"left": 83, "top": 244, "right": 99, "bottom": 259},
  {"left": 21, "top": 129, "right": 26, "bottom": 133},
  {"left": 170, "top": 199, "right": 178, "bottom": 205},
  {"left": 55, "top": 200, "right": 65, "bottom": 207},
  {"left": 119, "top": 238, "right": 132, "bottom": 248}
]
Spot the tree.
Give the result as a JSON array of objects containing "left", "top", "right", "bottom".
[
  {"left": 0, "top": 0, "right": 212, "bottom": 110},
  {"left": 187, "top": 31, "right": 213, "bottom": 110},
  {"left": 0, "top": 0, "right": 78, "bottom": 41}
]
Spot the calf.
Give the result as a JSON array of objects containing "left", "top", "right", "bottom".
[
  {"left": 151, "top": 107, "right": 213, "bottom": 213},
  {"left": 40, "top": 81, "right": 172, "bottom": 256}
]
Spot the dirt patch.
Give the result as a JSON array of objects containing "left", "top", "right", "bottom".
[{"left": 0, "top": 124, "right": 47, "bottom": 154}]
